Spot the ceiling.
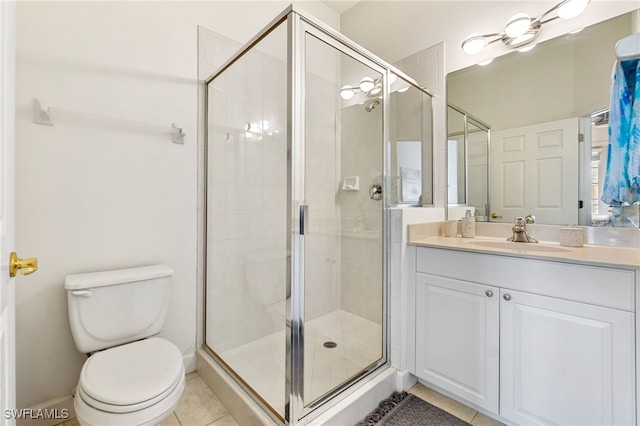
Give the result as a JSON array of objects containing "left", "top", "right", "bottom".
[{"left": 322, "top": 0, "right": 361, "bottom": 14}]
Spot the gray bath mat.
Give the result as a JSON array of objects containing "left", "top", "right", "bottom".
[{"left": 355, "top": 391, "right": 471, "bottom": 426}]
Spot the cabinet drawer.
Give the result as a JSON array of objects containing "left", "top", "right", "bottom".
[{"left": 416, "top": 247, "right": 635, "bottom": 311}]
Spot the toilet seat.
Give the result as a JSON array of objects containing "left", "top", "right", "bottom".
[
  {"left": 74, "top": 374, "right": 184, "bottom": 426},
  {"left": 78, "top": 337, "right": 183, "bottom": 413}
]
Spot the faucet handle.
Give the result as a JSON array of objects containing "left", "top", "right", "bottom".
[
  {"left": 525, "top": 214, "right": 535, "bottom": 224},
  {"left": 514, "top": 216, "right": 525, "bottom": 226}
]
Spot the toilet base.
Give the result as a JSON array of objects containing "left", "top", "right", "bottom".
[{"left": 74, "top": 372, "right": 185, "bottom": 426}]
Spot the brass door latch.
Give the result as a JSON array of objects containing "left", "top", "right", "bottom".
[{"left": 9, "top": 252, "right": 38, "bottom": 278}]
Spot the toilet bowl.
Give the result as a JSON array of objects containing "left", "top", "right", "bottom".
[
  {"left": 65, "top": 265, "right": 185, "bottom": 426},
  {"left": 74, "top": 337, "right": 185, "bottom": 426}
]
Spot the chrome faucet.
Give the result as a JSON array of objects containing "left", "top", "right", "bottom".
[{"left": 508, "top": 216, "right": 538, "bottom": 243}]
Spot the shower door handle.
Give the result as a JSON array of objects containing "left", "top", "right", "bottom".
[{"left": 300, "top": 205, "right": 309, "bottom": 235}]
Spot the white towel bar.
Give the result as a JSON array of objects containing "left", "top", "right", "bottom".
[{"left": 33, "top": 98, "right": 185, "bottom": 144}]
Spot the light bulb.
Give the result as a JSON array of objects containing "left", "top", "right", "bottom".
[
  {"left": 359, "top": 77, "right": 375, "bottom": 93},
  {"left": 369, "top": 86, "right": 382, "bottom": 95},
  {"left": 462, "top": 34, "right": 487, "bottom": 55},
  {"left": 398, "top": 86, "right": 410, "bottom": 93},
  {"left": 558, "top": 0, "right": 590, "bottom": 19},
  {"left": 478, "top": 58, "right": 494, "bottom": 66},
  {"left": 388, "top": 73, "right": 398, "bottom": 85},
  {"left": 340, "top": 85, "right": 355, "bottom": 100},
  {"left": 505, "top": 13, "right": 531, "bottom": 38}
]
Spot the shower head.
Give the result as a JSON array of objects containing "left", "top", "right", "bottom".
[{"left": 365, "top": 98, "right": 381, "bottom": 112}]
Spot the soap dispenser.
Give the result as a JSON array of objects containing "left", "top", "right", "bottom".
[{"left": 462, "top": 209, "right": 475, "bottom": 238}]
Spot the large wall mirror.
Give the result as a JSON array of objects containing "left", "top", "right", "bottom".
[{"left": 447, "top": 10, "right": 638, "bottom": 227}]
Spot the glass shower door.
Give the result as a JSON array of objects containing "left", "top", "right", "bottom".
[{"left": 300, "top": 29, "right": 385, "bottom": 408}]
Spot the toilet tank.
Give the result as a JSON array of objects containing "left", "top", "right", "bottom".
[{"left": 65, "top": 264, "right": 173, "bottom": 353}]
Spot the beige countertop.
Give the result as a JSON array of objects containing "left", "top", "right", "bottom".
[{"left": 408, "top": 223, "right": 640, "bottom": 269}]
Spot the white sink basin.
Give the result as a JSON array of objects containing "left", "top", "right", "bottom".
[{"left": 466, "top": 240, "right": 570, "bottom": 253}]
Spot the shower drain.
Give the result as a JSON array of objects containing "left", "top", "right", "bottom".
[{"left": 323, "top": 341, "right": 337, "bottom": 349}]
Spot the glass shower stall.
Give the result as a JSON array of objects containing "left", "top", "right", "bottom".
[{"left": 203, "top": 7, "right": 433, "bottom": 424}]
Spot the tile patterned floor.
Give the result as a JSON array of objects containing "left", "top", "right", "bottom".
[
  {"left": 408, "top": 382, "right": 506, "bottom": 426},
  {"left": 161, "top": 372, "right": 238, "bottom": 426},
  {"left": 60, "top": 372, "right": 504, "bottom": 426},
  {"left": 55, "top": 418, "right": 79, "bottom": 426}
]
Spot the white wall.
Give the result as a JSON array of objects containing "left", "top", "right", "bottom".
[
  {"left": 14, "top": 0, "right": 338, "bottom": 409},
  {"left": 341, "top": 1, "right": 638, "bottom": 73}
]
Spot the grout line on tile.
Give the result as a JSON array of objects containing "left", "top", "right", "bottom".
[{"left": 204, "top": 414, "right": 237, "bottom": 426}]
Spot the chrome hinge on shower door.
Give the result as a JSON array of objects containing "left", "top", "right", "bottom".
[{"left": 299, "top": 205, "right": 309, "bottom": 235}]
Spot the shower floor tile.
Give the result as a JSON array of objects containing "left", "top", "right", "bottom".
[{"left": 219, "top": 309, "right": 382, "bottom": 414}]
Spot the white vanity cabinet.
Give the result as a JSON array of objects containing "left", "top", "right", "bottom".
[{"left": 414, "top": 246, "right": 636, "bottom": 426}]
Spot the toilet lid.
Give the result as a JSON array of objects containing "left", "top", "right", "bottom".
[{"left": 79, "top": 337, "right": 183, "bottom": 407}]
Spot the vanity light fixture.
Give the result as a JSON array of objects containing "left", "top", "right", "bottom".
[
  {"left": 339, "top": 86, "right": 356, "bottom": 100},
  {"left": 339, "top": 73, "right": 398, "bottom": 100},
  {"left": 505, "top": 13, "right": 532, "bottom": 38},
  {"left": 359, "top": 76, "right": 375, "bottom": 92},
  {"left": 461, "top": 0, "right": 590, "bottom": 54}
]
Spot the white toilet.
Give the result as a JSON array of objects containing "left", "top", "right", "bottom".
[{"left": 65, "top": 264, "right": 185, "bottom": 426}]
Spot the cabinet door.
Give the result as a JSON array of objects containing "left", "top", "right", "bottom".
[
  {"left": 416, "top": 273, "right": 499, "bottom": 413},
  {"left": 500, "top": 289, "right": 635, "bottom": 426}
]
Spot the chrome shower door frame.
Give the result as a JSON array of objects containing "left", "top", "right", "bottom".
[{"left": 447, "top": 104, "right": 491, "bottom": 219}]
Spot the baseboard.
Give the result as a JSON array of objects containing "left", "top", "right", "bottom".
[
  {"left": 15, "top": 395, "right": 76, "bottom": 426},
  {"left": 183, "top": 350, "right": 196, "bottom": 373},
  {"left": 396, "top": 369, "right": 418, "bottom": 391}
]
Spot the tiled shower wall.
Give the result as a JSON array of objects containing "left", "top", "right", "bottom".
[
  {"left": 304, "top": 71, "right": 342, "bottom": 321},
  {"left": 338, "top": 105, "right": 383, "bottom": 324}
]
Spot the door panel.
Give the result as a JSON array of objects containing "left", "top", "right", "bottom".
[
  {"left": 491, "top": 117, "right": 579, "bottom": 224},
  {"left": 416, "top": 273, "right": 499, "bottom": 413},
  {"left": 500, "top": 289, "right": 635, "bottom": 426},
  {"left": 302, "top": 31, "right": 384, "bottom": 407}
]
